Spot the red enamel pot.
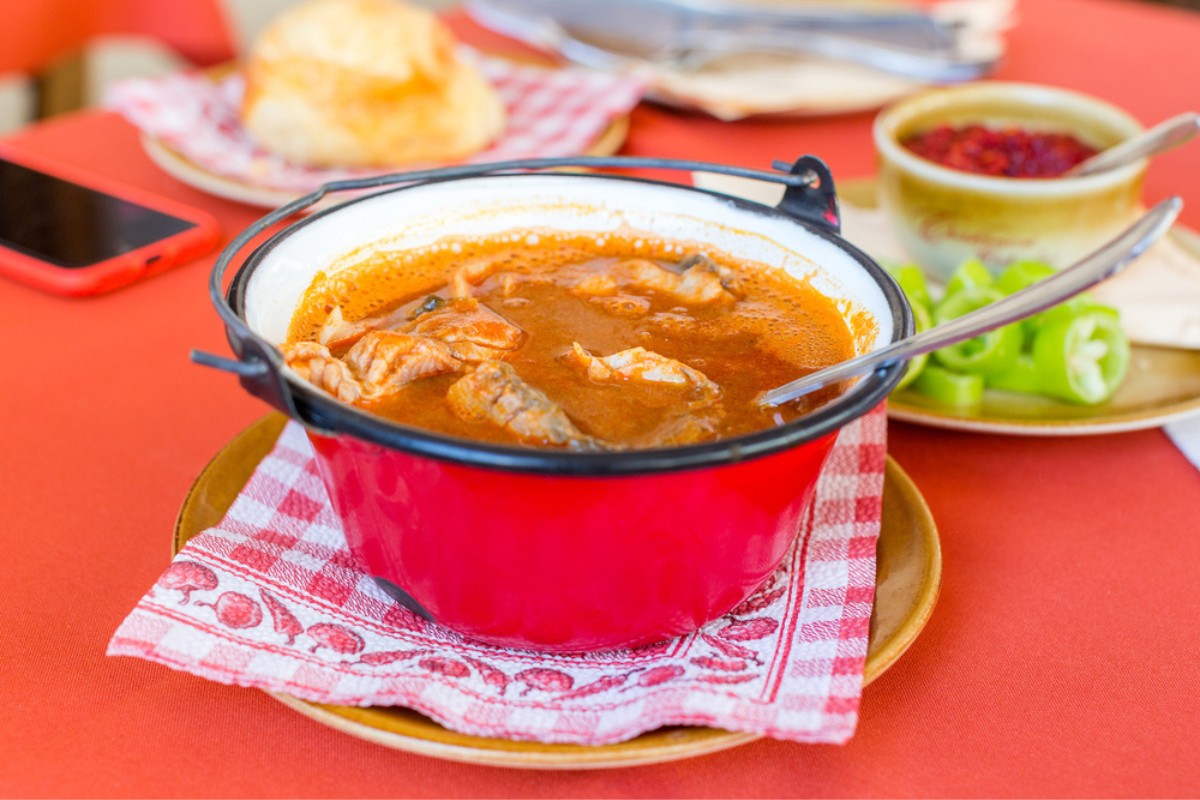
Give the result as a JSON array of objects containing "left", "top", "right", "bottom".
[{"left": 198, "top": 156, "right": 910, "bottom": 653}]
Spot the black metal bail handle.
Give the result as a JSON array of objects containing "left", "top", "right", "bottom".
[
  {"left": 193, "top": 154, "right": 836, "bottom": 418},
  {"left": 775, "top": 156, "right": 841, "bottom": 234}
]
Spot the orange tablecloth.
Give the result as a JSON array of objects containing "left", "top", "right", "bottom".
[{"left": 3, "top": 0, "right": 1199, "bottom": 795}]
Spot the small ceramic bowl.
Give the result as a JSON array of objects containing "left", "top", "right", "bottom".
[{"left": 873, "top": 81, "right": 1146, "bottom": 281}]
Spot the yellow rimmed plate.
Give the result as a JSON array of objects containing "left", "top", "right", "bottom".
[
  {"left": 837, "top": 180, "right": 1200, "bottom": 436},
  {"left": 174, "top": 413, "right": 941, "bottom": 769}
]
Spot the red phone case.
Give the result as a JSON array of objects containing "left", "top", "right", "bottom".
[{"left": 0, "top": 144, "right": 222, "bottom": 296}]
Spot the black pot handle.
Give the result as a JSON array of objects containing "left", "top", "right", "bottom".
[
  {"left": 191, "top": 155, "right": 838, "bottom": 427},
  {"left": 774, "top": 156, "right": 841, "bottom": 234}
]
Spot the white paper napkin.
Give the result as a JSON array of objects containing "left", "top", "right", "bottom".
[
  {"left": 1164, "top": 416, "right": 1200, "bottom": 471},
  {"left": 644, "top": 0, "right": 1015, "bottom": 120}
]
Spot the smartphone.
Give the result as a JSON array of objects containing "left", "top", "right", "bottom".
[{"left": 0, "top": 145, "right": 221, "bottom": 296}]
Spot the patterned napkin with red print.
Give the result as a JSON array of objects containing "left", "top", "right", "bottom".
[
  {"left": 109, "top": 406, "right": 886, "bottom": 745},
  {"left": 104, "top": 52, "right": 648, "bottom": 195}
]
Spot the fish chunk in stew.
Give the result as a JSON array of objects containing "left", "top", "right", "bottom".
[
  {"left": 616, "top": 253, "right": 741, "bottom": 305},
  {"left": 317, "top": 305, "right": 413, "bottom": 350},
  {"left": 563, "top": 343, "right": 721, "bottom": 407},
  {"left": 447, "top": 361, "right": 601, "bottom": 450},
  {"left": 343, "top": 331, "right": 461, "bottom": 401},
  {"left": 449, "top": 254, "right": 517, "bottom": 300},
  {"left": 282, "top": 342, "right": 365, "bottom": 403},
  {"left": 569, "top": 273, "right": 653, "bottom": 318},
  {"left": 643, "top": 411, "right": 722, "bottom": 447},
  {"left": 403, "top": 299, "right": 524, "bottom": 362}
]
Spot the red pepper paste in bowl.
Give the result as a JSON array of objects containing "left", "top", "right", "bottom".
[
  {"left": 874, "top": 82, "right": 1145, "bottom": 278},
  {"left": 901, "top": 123, "right": 1099, "bottom": 178}
]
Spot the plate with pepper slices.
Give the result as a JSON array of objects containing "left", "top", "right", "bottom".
[{"left": 834, "top": 181, "right": 1200, "bottom": 436}]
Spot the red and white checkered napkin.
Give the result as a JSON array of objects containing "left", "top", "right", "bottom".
[
  {"left": 104, "top": 52, "right": 648, "bottom": 194},
  {"left": 109, "top": 406, "right": 886, "bottom": 746}
]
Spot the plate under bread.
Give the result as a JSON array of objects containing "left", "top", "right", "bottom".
[
  {"left": 173, "top": 413, "right": 942, "bottom": 769},
  {"left": 141, "top": 62, "right": 630, "bottom": 209}
]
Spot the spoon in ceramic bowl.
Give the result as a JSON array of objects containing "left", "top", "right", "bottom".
[
  {"left": 1065, "top": 112, "right": 1200, "bottom": 178},
  {"left": 759, "top": 197, "right": 1182, "bottom": 406}
]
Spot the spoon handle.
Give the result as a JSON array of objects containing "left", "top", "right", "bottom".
[
  {"left": 759, "top": 197, "right": 1183, "bottom": 407},
  {"left": 1068, "top": 112, "right": 1200, "bottom": 177}
]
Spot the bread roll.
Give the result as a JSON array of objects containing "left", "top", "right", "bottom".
[{"left": 242, "top": 0, "right": 506, "bottom": 167}]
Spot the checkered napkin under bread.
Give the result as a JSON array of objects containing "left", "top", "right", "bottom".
[
  {"left": 105, "top": 52, "right": 648, "bottom": 195},
  {"left": 108, "top": 406, "right": 886, "bottom": 745}
]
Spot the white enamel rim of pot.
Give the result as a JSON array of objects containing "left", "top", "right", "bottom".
[{"left": 231, "top": 173, "right": 910, "bottom": 475}]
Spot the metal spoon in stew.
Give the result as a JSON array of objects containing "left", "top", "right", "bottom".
[
  {"left": 759, "top": 197, "right": 1182, "bottom": 407},
  {"left": 1065, "top": 112, "right": 1199, "bottom": 178}
]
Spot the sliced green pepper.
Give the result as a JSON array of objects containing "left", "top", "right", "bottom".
[
  {"left": 886, "top": 263, "right": 933, "bottom": 310},
  {"left": 995, "top": 260, "right": 1056, "bottom": 295},
  {"left": 932, "top": 287, "right": 1022, "bottom": 376},
  {"left": 885, "top": 259, "right": 1132, "bottom": 408},
  {"left": 893, "top": 301, "right": 932, "bottom": 392},
  {"left": 986, "top": 354, "right": 1041, "bottom": 394},
  {"left": 991, "top": 260, "right": 1102, "bottom": 336},
  {"left": 1032, "top": 307, "right": 1130, "bottom": 405},
  {"left": 912, "top": 364, "right": 984, "bottom": 407},
  {"left": 1027, "top": 293, "right": 1101, "bottom": 334},
  {"left": 943, "top": 258, "right": 994, "bottom": 298}
]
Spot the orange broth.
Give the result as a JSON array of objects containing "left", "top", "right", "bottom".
[{"left": 287, "top": 231, "right": 861, "bottom": 448}]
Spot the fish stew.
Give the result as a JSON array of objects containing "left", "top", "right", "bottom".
[{"left": 283, "top": 231, "right": 862, "bottom": 449}]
